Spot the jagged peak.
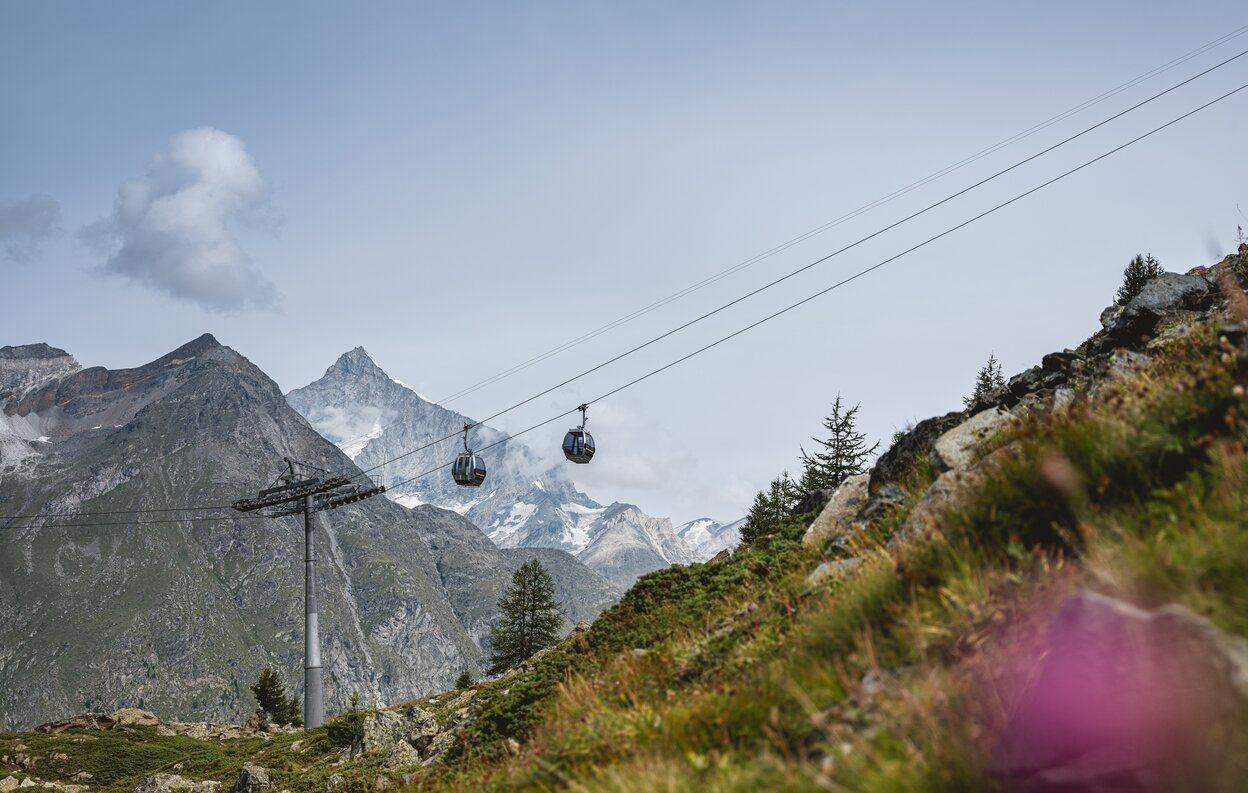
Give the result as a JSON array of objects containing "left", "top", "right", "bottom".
[
  {"left": 328, "top": 346, "right": 384, "bottom": 374},
  {"left": 323, "top": 347, "right": 430, "bottom": 402},
  {"left": 165, "top": 333, "right": 221, "bottom": 359}
]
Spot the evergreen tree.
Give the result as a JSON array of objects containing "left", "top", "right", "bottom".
[
  {"left": 488, "top": 560, "right": 564, "bottom": 674},
  {"left": 741, "top": 471, "right": 800, "bottom": 545},
  {"left": 1115, "top": 253, "right": 1163, "bottom": 305},
  {"left": 963, "top": 353, "right": 1006, "bottom": 409},
  {"left": 797, "top": 395, "right": 879, "bottom": 494},
  {"left": 250, "top": 666, "right": 303, "bottom": 727},
  {"left": 455, "top": 670, "right": 474, "bottom": 689}
]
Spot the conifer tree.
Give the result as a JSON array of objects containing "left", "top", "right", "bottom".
[
  {"left": 742, "top": 471, "right": 800, "bottom": 544},
  {"left": 488, "top": 560, "right": 564, "bottom": 675},
  {"left": 964, "top": 353, "right": 1006, "bottom": 409},
  {"left": 797, "top": 395, "right": 879, "bottom": 494},
  {"left": 455, "top": 670, "right": 474, "bottom": 689},
  {"left": 1115, "top": 253, "right": 1163, "bottom": 305},
  {"left": 250, "top": 666, "right": 303, "bottom": 726}
]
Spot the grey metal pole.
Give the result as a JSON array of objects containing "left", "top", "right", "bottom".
[{"left": 303, "top": 494, "right": 325, "bottom": 728}]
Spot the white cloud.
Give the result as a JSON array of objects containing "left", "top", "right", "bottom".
[
  {"left": 0, "top": 194, "right": 60, "bottom": 263},
  {"left": 86, "top": 127, "right": 280, "bottom": 312}
]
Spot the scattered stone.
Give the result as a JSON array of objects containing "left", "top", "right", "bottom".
[
  {"left": 289, "top": 741, "right": 302, "bottom": 753},
  {"left": 802, "top": 473, "right": 869, "bottom": 548},
  {"left": 243, "top": 710, "right": 270, "bottom": 734},
  {"left": 871, "top": 412, "right": 964, "bottom": 491},
  {"left": 110, "top": 708, "right": 163, "bottom": 727},
  {"left": 0, "top": 778, "right": 18, "bottom": 793},
  {"left": 1099, "top": 303, "right": 1125, "bottom": 329},
  {"left": 929, "top": 407, "right": 1014, "bottom": 475},
  {"left": 630, "top": 648, "right": 648, "bottom": 657},
  {"left": 36, "top": 714, "right": 118, "bottom": 734},
  {"left": 857, "top": 483, "right": 908, "bottom": 524},
  {"left": 1005, "top": 366, "right": 1067, "bottom": 399},
  {"left": 232, "top": 763, "right": 271, "bottom": 793},
  {"left": 1040, "top": 350, "right": 1079, "bottom": 372},
  {"left": 18, "top": 782, "right": 35, "bottom": 790},
  {"left": 373, "top": 776, "right": 391, "bottom": 791},
  {"left": 1051, "top": 386, "right": 1076, "bottom": 414},
  {"left": 805, "top": 558, "right": 863, "bottom": 587},
  {"left": 69, "top": 774, "right": 92, "bottom": 783},
  {"left": 422, "top": 731, "right": 457, "bottom": 766},
  {"left": 131, "top": 773, "right": 221, "bottom": 793},
  {"left": 349, "top": 706, "right": 439, "bottom": 769},
  {"left": 323, "top": 775, "right": 343, "bottom": 793}
]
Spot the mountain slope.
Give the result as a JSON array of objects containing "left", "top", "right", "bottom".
[{"left": 0, "top": 336, "right": 613, "bottom": 731}]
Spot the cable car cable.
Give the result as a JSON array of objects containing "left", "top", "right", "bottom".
[
  {"left": 348, "top": 50, "right": 1248, "bottom": 483},
  {"left": 319, "top": 26, "right": 1248, "bottom": 459},
  {"left": 373, "top": 77, "right": 1248, "bottom": 496}
]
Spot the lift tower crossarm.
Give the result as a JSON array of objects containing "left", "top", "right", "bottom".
[{"left": 231, "top": 458, "right": 386, "bottom": 729}]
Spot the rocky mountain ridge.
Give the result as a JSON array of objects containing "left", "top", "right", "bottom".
[{"left": 0, "top": 335, "right": 616, "bottom": 731}]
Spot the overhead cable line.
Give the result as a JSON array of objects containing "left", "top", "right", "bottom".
[
  {"left": 349, "top": 49, "right": 1248, "bottom": 483},
  {"left": 425, "top": 23, "right": 1248, "bottom": 409},
  {"left": 354, "top": 78, "right": 1248, "bottom": 498},
  {"left": 322, "top": 25, "right": 1248, "bottom": 460}
]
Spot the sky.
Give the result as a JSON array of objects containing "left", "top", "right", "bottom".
[{"left": 2, "top": 2, "right": 1247, "bottom": 526}]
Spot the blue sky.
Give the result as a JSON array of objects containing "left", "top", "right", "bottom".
[{"left": 3, "top": 2, "right": 1247, "bottom": 523}]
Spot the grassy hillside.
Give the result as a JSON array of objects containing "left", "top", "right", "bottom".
[{"left": 5, "top": 263, "right": 1248, "bottom": 791}]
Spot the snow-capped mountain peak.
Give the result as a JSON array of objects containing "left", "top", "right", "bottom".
[{"left": 287, "top": 349, "right": 738, "bottom": 587}]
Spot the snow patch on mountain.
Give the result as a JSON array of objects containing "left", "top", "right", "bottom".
[
  {"left": 676, "top": 516, "right": 745, "bottom": 561},
  {"left": 286, "top": 347, "right": 710, "bottom": 587}
]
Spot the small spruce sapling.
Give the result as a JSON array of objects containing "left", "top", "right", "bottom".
[
  {"left": 455, "top": 670, "right": 475, "bottom": 690},
  {"left": 1115, "top": 253, "right": 1164, "bottom": 305},
  {"left": 797, "top": 394, "right": 879, "bottom": 494},
  {"left": 964, "top": 353, "right": 1006, "bottom": 409},
  {"left": 742, "top": 471, "right": 800, "bottom": 544}
]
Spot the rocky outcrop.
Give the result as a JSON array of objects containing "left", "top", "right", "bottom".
[
  {"left": 345, "top": 698, "right": 477, "bottom": 770},
  {"left": 929, "top": 407, "right": 1015, "bottom": 475},
  {"left": 132, "top": 774, "right": 220, "bottom": 793},
  {"left": 1096, "top": 272, "right": 1212, "bottom": 349},
  {"left": 870, "top": 412, "right": 964, "bottom": 492},
  {"left": 35, "top": 709, "right": 293, "bottom": 741},
  {"left": 802, "top": 474, "right": 869, "bottom": 549},
  {"left": 232, "top": 763, "right": 271, "bottom": 793}
]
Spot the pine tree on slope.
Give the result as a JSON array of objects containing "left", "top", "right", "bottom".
[
  {"left": 250, "top": 666, "right": 303, "bottom": 727},
  {"left": 488, "top": 560, "right": 565, "bottom": 675},
  {"left": 1115, "top": 253, "right": 1164, "bottom": 305},
  {"left": 797, "top": 395, "right": 879, "bottom": 494},
  {"left": 742, "top": 471, "right": 800, "bottom": 545},
  {"left": 964, "top": 354, "right": 1007, "bottom": 409}
]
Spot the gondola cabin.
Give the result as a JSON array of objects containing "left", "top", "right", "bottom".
[
  {"left": 452, "top": 452, "right": 487, "bottom": 487},
  {"left": 562, "top": 428, "right": 595, "bottom": 464}
]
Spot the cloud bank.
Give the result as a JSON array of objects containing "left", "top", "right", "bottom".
[
  {"left": 0, "top": 194, "right": 60, "bottom": 263},
  {"left": 87, "top": 127, "right": 280, "bottom": 313}
]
